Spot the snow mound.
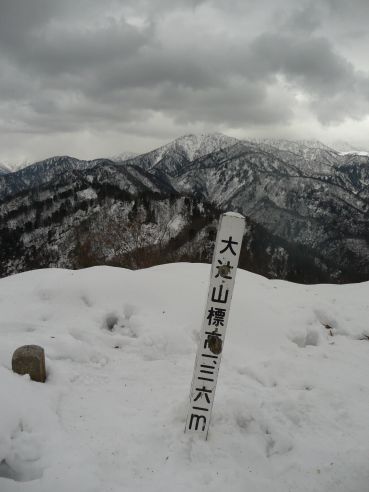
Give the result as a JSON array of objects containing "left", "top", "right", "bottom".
[{"left": 0, "top": 264, "right": 368, "bottom": 492}]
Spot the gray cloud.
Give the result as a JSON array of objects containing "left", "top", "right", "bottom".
[{"left": 0, "top": 0, "right": 369, "bottom": 163}]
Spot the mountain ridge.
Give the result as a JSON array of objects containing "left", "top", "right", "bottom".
[
  {"left": 7, "top": 132, "right": 365, "bottom": 174},
  {"left": 1, "top": 132, "right": 369, "bottom": 283}
]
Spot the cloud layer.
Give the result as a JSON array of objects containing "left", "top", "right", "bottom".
[{"left": 1, "top": 0, "right": 369, "bottom": 163}]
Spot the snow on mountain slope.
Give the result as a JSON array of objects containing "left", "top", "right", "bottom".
[
  {"left": 2, "top": 134, "right": 369, "bottom": 282},
  {"left": 0, "top": 164, "right": 9, "bottom": 175},
  {"left": 0, "top": 156, "right": 112, "bottom": 201},
  {"left": 259, "top": 138, "right": 335, "bottom": 154},
  {"left": 168, "top": 133, "right": 240, "bottom": 162},
  {"left": 332, "top": 141, "right": 369, "bottom": 155},
  {"left": 124, "top": 133, "right": 240, "bottom": 175},
  {"left": 256, "top": 139, "right": 340, "bottom": 174},
  {"left": 0, "top": 263, "right": 368, "bottom": 492},
  {"left": 110, "top": 151, "right": 138, "bottom": 163},
  {"left": 0, "top": 162, "right": 24, "bottom": 174},
  {"left": 340, "top": 151, "right": 369, "bottom": 157}
]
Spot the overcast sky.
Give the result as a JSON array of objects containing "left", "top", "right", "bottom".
[{"left": 1, "top": 0, "right": 369, "bottom": 164}]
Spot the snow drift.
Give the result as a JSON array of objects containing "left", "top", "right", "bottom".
[{"left": 0, "top": 264, "right": 368, "bottom": 491}]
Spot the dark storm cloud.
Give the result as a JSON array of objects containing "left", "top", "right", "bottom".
[
  {"left": 247, "top": 31, "right": 369, "bottom": 123},
  {"left": 249, "top": 34, "right": 354, "bottom": 92},
  {"left": 0, "top": 0, "right": 369, "bottom": 162},
  {"left": 325, "top": 0, "right": 369, "bottom": 19},
  {"left": 0, "top": 15, "right": 152, "bottom": 75}
]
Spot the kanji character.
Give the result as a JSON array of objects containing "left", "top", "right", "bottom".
[
  {"left": 207, "top": 307, "right": 226, "bottom": 327},
  {"left": 220, "top": 236, "right": 238, "bottom": 255},
  {"left": 211, "top": 285, "right": 229, "bottom": 304},
  {"left": 194, "top": 385, "right": 212, "bottom": 404},
  {"left": 215, "top": 260, "right": 233, "bottom": 279}
]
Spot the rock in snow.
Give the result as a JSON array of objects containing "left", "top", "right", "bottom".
[
  {"left": 12, "top": 345, "right": 46, "bottom": 383},
  {"left": 0, "top": 263, "right": 368, "bottom": 491}
]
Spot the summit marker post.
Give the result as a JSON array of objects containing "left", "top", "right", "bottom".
[{"left": 185, "top": 211, "right": 245, "bottom": 439}]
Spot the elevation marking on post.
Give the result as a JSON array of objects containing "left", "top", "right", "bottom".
[{"left": 185, "top": 211, "right": 245, "bottom": 439}]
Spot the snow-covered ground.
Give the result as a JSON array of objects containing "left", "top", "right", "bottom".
[{"left": 0, "top": 264, "right": 369, "bottom": 492}]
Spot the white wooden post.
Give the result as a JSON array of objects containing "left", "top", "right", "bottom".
[{"left": 185, "top": 211, "right": 245, "bottom": 438}]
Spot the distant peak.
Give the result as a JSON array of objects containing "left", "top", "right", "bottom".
[
  {"left": 257, "top": 138, "right": 332, "bottom": 150},
  {"left": 174, "top": 132, "right": 237, "bottom": 142},
  {"left": 339, "top": 150, "right": 369, "bottom": 157},
  {"left": 164, "top": 132, "right": 240, "bottom": 161},
  {"left": 110, "top": 151, "right": 138, "bottom": 163},
  {"left": 332, "top": 140, "right": 369, "bottom": 155},
  {"left": 0, "top": 161, "right": 22, "bottom": 173}
]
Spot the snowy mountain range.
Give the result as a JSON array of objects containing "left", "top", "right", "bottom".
[{"left": 1, "top": 133, "right": 369, "bottom": 282}]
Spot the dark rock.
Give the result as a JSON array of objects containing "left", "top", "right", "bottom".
[{"left": 12, "top": 345, "right": 46, "bottom": 383}]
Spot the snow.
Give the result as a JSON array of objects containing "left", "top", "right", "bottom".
[
  {"left": 339, "top": 151, "right": 369, "bottom": 157},
  {"left": 169, "top": 133, "right": 239, "bottom": 162},
  {"left": 77, "top": 188, "right": 98, "bottom": 200},
  {"left": 258, "top": 138, "right": 335, "bottom": 153},
  {"left": 110, "top": 152, "right": 138, "bottom": 163},
  {"left": 0, "top": 162, "right": 23, "bottom": 173},
  {"left": 0, "top": 264, "right": 369, "bottom": 492},
  {"left": 135, "top": 133, "right": 239, "bottom": 170},
  {"left": 223, "top": 211, "right": 245, "bottom": 219},
  {"left": 167, "top": 214, "right": 186, "bottom": 233}
]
